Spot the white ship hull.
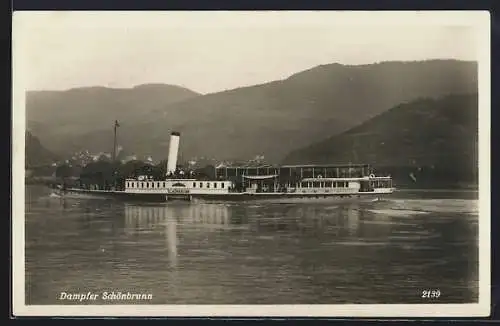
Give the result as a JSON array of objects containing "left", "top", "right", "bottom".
[{"left": 58, "top": 187, "right": 394, "bottom": 203}]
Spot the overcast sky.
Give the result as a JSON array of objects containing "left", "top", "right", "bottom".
[{"left": 14, "top": 11, "right": 483, "bottom": 94}]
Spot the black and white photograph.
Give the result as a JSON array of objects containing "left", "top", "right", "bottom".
[{"left": 12, "top": 10, "right": 490, "bottom": 317}]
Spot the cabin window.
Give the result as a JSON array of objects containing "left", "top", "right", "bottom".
[
  {"left": 326, "top": 181, "right": 332, "bottom": 187},
  {"left": 200, "top": 182, "right": 203, "bottom": 188},
  {"left": 214, "top": 182, "right": 217, "bottom": 188},
  {"left": 301, "top": 182, "right": 308, "bottom": 188},
  {"left": 152, "top": 182, "right": 155, "bottom": 188},
  {"left": 313, "top": 182, "right": 320, "bottom": 187},
  {"left": 163, "top": 182, "right": 166, "bottom": 188},
  {"left": 221, "top": 183, "right": 225, "bottom": 188},
  {"left": 126, "top": 182, "right": 129, "bottom": 188},
  {"left": 193, "top": 182, "right": 196, "bottom": 188},
  {"left": 207, "top": 183, "right": 210, "bottom": 188}
]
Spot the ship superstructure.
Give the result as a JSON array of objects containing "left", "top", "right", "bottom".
[{"left": 118, "top": 132, "right": 395, "bottom": 202}]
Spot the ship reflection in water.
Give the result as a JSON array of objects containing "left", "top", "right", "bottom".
[
  {"left": 123, "top": 204, "right": 233, "bottom": 269},
  {"left": 25, "top": 186, "right": 479, "bottom": 305}
]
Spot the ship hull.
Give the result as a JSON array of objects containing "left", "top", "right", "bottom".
[{"left": 190, "top": 192, "right": 390, "bottom": 203}]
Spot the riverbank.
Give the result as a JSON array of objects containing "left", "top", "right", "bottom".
[
  {"left": 396, "top": 188, "right": 478, "bottom": 192},
  {"left": 25, "top": 176, "right": 78, "bottom": 187},
  {"left": 25, "top": 171, "right": 479, "bottom": 192}
]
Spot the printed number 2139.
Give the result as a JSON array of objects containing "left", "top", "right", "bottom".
[{"left": 422, "top": 289, "right": 441, "bottom": 299}]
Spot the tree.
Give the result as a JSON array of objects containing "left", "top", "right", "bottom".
[
  {"left": 80, "top": 161, "right": 115, "bottom": 190},
  {"left": 55, "top": 164, "right": 72, "bottom": 187},
  {"left": 192, "top": 164, "right": 215, "bottom": 180}
]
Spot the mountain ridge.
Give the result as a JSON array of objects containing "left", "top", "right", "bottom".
[
  {"left": 26, "top": 59, "right": 478, "bottom": 164},
  {"left": 26, "top": 83, "right": 200, "bottom": 93}
]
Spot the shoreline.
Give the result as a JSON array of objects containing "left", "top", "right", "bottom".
[
  {"left": 395, "top": 188, "right": 478, "bottom": 193},
  {"left": 25, "top": 181, "right": 479, "bottom": 193}
]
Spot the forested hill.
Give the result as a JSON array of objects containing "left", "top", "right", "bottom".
[
  {"left": 25, "top": 131, "right": 58, "bottom": 168},
  {"left": 283, "top": 93, "right": 479, "bottom": 188}
]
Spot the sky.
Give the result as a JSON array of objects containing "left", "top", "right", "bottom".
[{"left": 13, "top": 11, "right": 484, "bottom": 94}]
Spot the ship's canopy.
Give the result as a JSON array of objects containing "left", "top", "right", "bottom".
[{"left": 242, "top": 174, "right": 278, "bottom": 180}]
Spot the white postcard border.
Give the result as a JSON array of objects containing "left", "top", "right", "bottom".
[{"left": 12, "top": 10, "right": 491, "bottom": 317}]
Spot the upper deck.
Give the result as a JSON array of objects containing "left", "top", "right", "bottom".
[{"left": 215, "top": 163, "right": 374, "bottom": 181}]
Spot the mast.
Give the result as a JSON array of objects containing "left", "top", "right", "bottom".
[
  {"left": 112, "top": 120, "right": 120, "bottom": 161},
  {"left": 112, "top": 120, "right": 120, "bottom": 190}
]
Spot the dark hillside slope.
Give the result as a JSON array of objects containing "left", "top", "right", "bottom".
[{"left": 283, "top": 93, "right": 479, "bottom": 188}]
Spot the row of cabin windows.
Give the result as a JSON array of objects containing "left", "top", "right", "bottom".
[
  {"left": 195, "top": 182, "right": 225, "bottom": 189},
  {"left": 126, "top": 181, "right": 227, "bottom": 189},
  {"left": 371, "top": 180, "right": 392, "bottom": 188},
  {"left": 300, "top": 181, "right": 349, "bottom": 188},
  {"left": 126, "top": 181, "right": 167, "bottom": 188}
]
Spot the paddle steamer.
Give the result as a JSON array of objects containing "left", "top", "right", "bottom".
[{"left": 62, "top": 131, "right": 395, "bottom": 202}]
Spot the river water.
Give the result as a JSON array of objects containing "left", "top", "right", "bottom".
[{"left": 24, "top": 185, "right": 479, "bottom": 305}]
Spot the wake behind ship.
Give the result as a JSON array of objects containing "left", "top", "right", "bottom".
[{"left": 59, "top": 131, "right": 395, "bottom": 202}]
